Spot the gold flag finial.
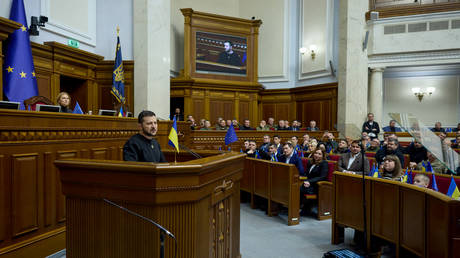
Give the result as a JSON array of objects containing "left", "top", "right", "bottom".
[{"left": 116, "top": 25, "right": 120, "bottom": 36}]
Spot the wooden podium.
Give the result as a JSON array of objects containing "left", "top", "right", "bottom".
[{"left": 55, "top": 152, "right": 245, "bottom": 258}]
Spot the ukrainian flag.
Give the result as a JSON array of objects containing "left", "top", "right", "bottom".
[
  {"left": 168, "top": 116, "right": 179, "bottom": 152},
  {"left": 447, "top": 176, "right": 460, "bottom": 199}
]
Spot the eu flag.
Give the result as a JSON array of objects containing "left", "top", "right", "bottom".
[
  {"left": 73, "top": 101, "right": 84, "bottom": 114},
  {"left": 3, "top": 0, "right": 38, "bottom": 109},
  {"left": 225, "top": 125, "right": 238, "bottom": 145},
  {"left": 111, "top": 27, "right": 125, "bottom": 104}
]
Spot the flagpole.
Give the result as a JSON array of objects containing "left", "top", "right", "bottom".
[{"left": 174, "top": 150, "right": 177, "bottom": 164}]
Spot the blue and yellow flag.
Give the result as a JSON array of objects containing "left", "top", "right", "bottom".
[
  {"left": 111, "top": 27, "right": 125, "bottom": 104},
  {"left": 3, "top": 0, "right": 38, "bottom": 109},
  {"left": 73, "top": 101, "right": 84, "bottom": 114},
  {"left": 431, "top": 172, "right": 438, "bottom": 192},
  {"left": 118, "top": 106, "right": 124, "bottom": 117},
  {"left": 447, "top": 176, "right": 460, "bottom": 199},
  {"left": 168, "top": 116, "right": 179, "bottom": 152}
]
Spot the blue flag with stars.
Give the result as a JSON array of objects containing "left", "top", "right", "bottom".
[
  {"left": 3, "top": 0, "right": 38, "bottom": 109},
  {"left": 111, "top": 28, "right": 125, "bottom": 104},
  {"left": 225, "top": 124, "right": 238, "bottom": 145}
]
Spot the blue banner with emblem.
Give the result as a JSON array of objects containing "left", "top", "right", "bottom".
[
  {"left": 3, "top": 0, "right": 38, "bottom": 109},
  {"left": 111, "top": 29, "right": 125, "bottom": 104}
]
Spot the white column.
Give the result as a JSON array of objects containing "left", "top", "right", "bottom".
[
  {"left": 368, "top": 67, "right": 385, "bottom": 128},
  {"left": 337, "top": 0, "right": 369, "bottom": 138},
  {"left": 133, "top": 0, "right": 170, "bottom": 119}
]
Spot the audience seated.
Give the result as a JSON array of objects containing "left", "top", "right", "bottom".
[
  {"left": 226, "top": 119, "right": 233, "bottom": 128},
  {"left": 301, "top": 149, "right": 328, "bottom": 195},
  {"left": 415, "top": 152, "right": 446, "bottom": 174},
  {"left": 413, "top": 174, "right": 430, "bottom": 188},
  {"left": 199, "top": 118, "right": 206, "bottom": 127},
  {"left": 290, "top": 136, "right": 301, "bottom": 153},
  {"left": 337, "top": 140, "right": 370, "bottom": 174},
  {"left": 367, "top": 138, "right": 381, "bottom": 152},
  {"left": 172, "top": 107, "right": 184, "bottom": 121},
  {"left": 56, "top": 92, "right": 73, "bottom": 113},
  {"left": 361, "top": 112, "right": 380, "bottom": 139},
  {"left": 273, "top": 135, "right": 283, "bottom": 154},
  {"left": 259, "top": 134, "right": 271, "bottom": 153},
  {"left": 301, "top": 134, "right": 310, "bottom": 151},
  {"left": 451, "top": 135, "right": 460, "bottom": 148},
  {"left": 277, "top": 120, "right": 289, "bottom": 130},
  {"left": 335, "top": 139, "right": 350, "bottom": 154},
  {"left": 453, "top": 123, "right": 460, "bottom": 132},
  {"left": 306, "top": 120, "right": 319, "bottom": 131},
  {"left": 266, "top": 117, "right": 276, "bottom": 130},
  {"left": 375, "top": 139, "right": 405, "bottom": 167},
  {"left": 243, "top": 140, "right": 250, "bottom": 153},
  {"left": 404, "top": 141, "right": 427, "bottom": 167},
  {"left": 263, "top": 143, "right": 280, "bottom": 161},
  {"left": 278, "top": 143, "right": 304, "bottom": 175},
  {"left": 381, "top": 155, "right": 404, "bottom": 181},
  {"left": 256, "top": 120, "right": 269, "bottom": 131},
  {"left": 245, "top": 140, "right": 258, "bottom": 158},
  {"left": 324, "top": 133, "right": 338, "bottom": 153},
  {"left": 432, "top": 121, "right": 445, "bottom": 133},
  {"left": 200, "top": 120, "right": 212, "bottom": 130},
  {"left": 291, "top": 120, "right": 301, "bottom": 131},
  {"left": 215, "top": 119, "right": 228, "bottom": 130},
  {"left": 382, "top": 119, "right": 402, "bottom": 132},
  {"left": 361, "top": 135, "right": 371, "bottom": 150},
  {"left": 186, "top": 115, "right": 197, "bottom": 130},
  {"left": 239, "top": 119, "right": 254, "bottom": 130}
]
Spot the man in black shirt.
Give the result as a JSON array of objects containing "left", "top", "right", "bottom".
[
  {"left": 362, "top": 113, "right": 380, "bottom": 139},
  {"left": 217, "top": 41, "right": 242, "bottom": 66},
  {"left": 123, "top": 110, "right": 167, "bottom": 162}
]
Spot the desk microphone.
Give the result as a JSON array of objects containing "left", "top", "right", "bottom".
[{"left": 179, "top": 143, "right": 202, "bottom": 159}]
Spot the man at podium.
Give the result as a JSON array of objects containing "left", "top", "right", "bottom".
[{"left": 123, "top": 110, "right": 166, "bottom": 162}]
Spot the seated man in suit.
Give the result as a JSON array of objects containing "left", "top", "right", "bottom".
[
  {"left": 375, "top": 138, "right": 405, "bottom": 168},
  {"left": 259, "top": 134, "right": 271, "bottom": 153},
  {"left": 123, "top": 110, "right": 166, "bottom": 162},
  {"left": 306, "top": 120, "right": 319, "bottom": 131},
  {"left": 273, "top": 135, "right": 283, "bottom": 154},
  {"left": 404, "top": 141, "right": 427, "bottom": 168},
  {"left": 431, "top": 121, "right": 445, "bottom": 133},
  {"left": 382, "top": 120, "right": 402, "bottom": 132},
  {"left": 278, "top": 143, "right": 304, "bottom": 175},
  {"left": 245, "top": 140, "right": 258, "bottom": 158},
  {"left": 239, "top": 119, "right": 254, "bottom": 130},
  {"left": 338, "top": 140, "right": 370, "bottom": 174}
]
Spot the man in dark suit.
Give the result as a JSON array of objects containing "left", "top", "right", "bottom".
[
  {"left": 362, "top": 113, "right": 380, "bottom": 139},
  {"left": 278, "top": 143, "right": 304, "bottom": 175},
  {"left": 259, "top": 134, "right": 271, "bottom": 153},
  {"left": 375, "top": 138, "right": 404, "bottom": 167},
  {"left": 382, "top": 120, "right": 402, "bottom": 132},
  {"left": 338, "top": 140, "right": 370, "bottom": 174},
  {"left": 306, "top": 120, "right": 319, "bottom": 131},
  {"left": 123, "top": 110, "right": 166, "bottom": 162}
]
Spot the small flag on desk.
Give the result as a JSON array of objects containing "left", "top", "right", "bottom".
[
  {"left": 447, "top": 176, "right": 460, "bottom": 199},
  {"left": 73, "top": 101, "right": 84, "bottom": 114},
  {"left": 3, "top": 0, "right": 39, "bottom": 109},
  {"left": 168, "top": 116, "right": 179, "bottom": 152},
  {"left": 118, "top": 106, "right": 124, "bottom": 117},
  {"left": 224, "top": 124, "right": 238, "bottom": 145},
  {"left": 427, "top": 163, "right": 439, "bottom": 192},
  {"left": 111, "top": 26, "right": 125, "bottom": 104}
]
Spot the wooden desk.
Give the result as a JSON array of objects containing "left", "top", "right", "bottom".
[
  {"left": 0, "top": 110, "right": 188, "bottom": 257},
  {"left": 332, "top": 172, "right": 460, "bottom": 257},
  {"left": 55, "top": 152, "right": 245, "bottom": 258},
  {"left": 242, "top": 158, "right": 300, "bottom": 225}
]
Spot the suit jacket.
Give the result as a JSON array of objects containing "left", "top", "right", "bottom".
[
  {"left": 278, "top": 153, "right": 304, "bottom": 176},
  {"left": 304, "top": 160, "right": 328, "bottom": 184},
  {"left": 382, "top": 126, "right": 402, "bottom": 132},
  {"left": 306, "top": 127, "right": 319, "bottom": 131},
  {"left": 375, "top": 146, "right": 405, "bottom": 167},
  {"left": 337, "top": 152, "right": 370, "bottom": 174}
]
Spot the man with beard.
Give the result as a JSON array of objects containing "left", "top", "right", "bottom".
[
  {"left": 123, "top": 110, "right": 166, "bottom": 162},
  {"left": 217, "top": 41, "right": 242, "bottom": 66}
]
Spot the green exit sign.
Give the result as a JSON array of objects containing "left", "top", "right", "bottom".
[{"left": 67, "top": 39, "right": 80, "bottom": 48}]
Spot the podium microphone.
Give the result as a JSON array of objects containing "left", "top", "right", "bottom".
[
  {"left": 103, "top": 199, "right": 178, "bottom": 258},
  {"left": 179, "top": 143, "right": 202, "bottom": 159}
]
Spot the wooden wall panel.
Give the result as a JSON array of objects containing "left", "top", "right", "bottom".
[
  {"left": 56, "top": 151, "right": 77, "bottom": 223},
  {"left": 210, "top": 100, "right": 224, "bottom": 124},
  {"left": 239, "top": 101, "right": 250, "bottom": 121},
  {"left": 11, "top": 154, "right": 39, "bottom": 237},
  {"left": 91, "top": 148, "right": 109, "bottom": 160},
  {"left": 223, "top": 101, "right": 234, "bottom": 120},
  {"left": 36, "top": 73, "right": 52, "bottom": 100},
  {"left": 193, "top": 99, "right": 204, "bottom": 121},
  {"left": 44, "top": 152, "right": 56, "bottom": 227},
  {"left": 275, "top": 103, "right": 290, "bottom": 122},
  {"left": 262, "top": 104, "right": 275, "bottom": 121},
  {"left": 0, "top": 155, "right": 6, "bottom": 242}
]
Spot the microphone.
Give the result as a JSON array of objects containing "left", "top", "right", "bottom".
[{"left": 179, "top": 143, "right": 202, "bottom": 159}]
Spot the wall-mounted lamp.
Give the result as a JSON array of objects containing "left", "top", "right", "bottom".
[
  {"left": 411, "top": 87, "right": 435, "bottom": 102},
  {"left": 309, "top": 45, "right": 317, "bottom": 59},
  {"left": 299, "top": 47, "right": 307, "bottom": 55}
]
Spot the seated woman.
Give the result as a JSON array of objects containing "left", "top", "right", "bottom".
[
  {"left": 381, "top": 155, "right": 404, "bottom": 181},
  {"left": 301, "top": 149, "right": 328, "bottom": 195},
  {"left": 56, "top": 92, "right": 72, "bottom": 113}
]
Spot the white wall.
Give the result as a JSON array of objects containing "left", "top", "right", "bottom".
[
  {"left": 383, "top": 75, "right": 460, "bottom": 127},
  {"left": 0, "top": 0, "right": 133, "bottom": 60}
]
